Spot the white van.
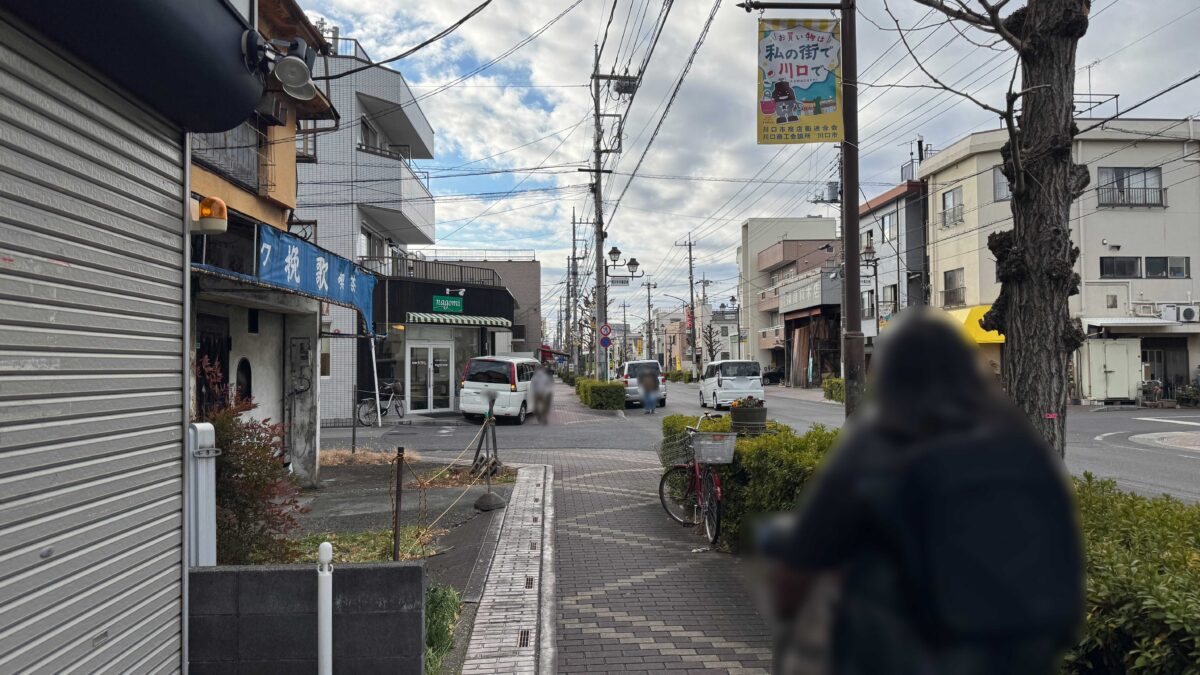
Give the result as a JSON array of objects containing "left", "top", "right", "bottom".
[
  {"left": 699, "top": 360, "right": 765, "bottom": 410},
  {"left": 459, "top": 355, "right": 541, "bottom": 423}
]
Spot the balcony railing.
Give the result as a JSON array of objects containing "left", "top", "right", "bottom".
[
  {"left": 358, "top": 256, "right": 504, "bottom": 287},
  {"left": 192, "top": 118, "right": 272, "bottom": 194},
  {"left": 939, "top": 204, "right": 964, "bottom": 228},
  {"left": 1097, "top": 186, "right": 1167, "bottom": 207},
  {"left": 941, "top": 287, "right": 966, "bottom": 308},
  {"left": 862, "top": 303, "right": 875, "bottom": 320}
]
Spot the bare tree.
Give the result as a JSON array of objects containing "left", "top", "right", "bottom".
[
  {"left": 701, "top": 322, "right": 721, "bottom": 362},
  {"left": 885, "top": 0, "right": 1093, "bottom": 456}
]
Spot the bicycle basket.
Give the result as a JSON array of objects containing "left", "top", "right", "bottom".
[{"left": 693, "top": 432, "right": 736, "bottom": 465}]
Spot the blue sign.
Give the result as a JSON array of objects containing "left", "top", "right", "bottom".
[
  {"left": 256, "top": 224, "right": 376, "bottom": 326},
  {"left": 600, "top": 336, "right": 612, "bottom": 349}
]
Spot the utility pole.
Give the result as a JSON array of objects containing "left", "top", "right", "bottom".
[
  {"left": 676, "top": 233, "right": 699, "bottom": 377},
  {"left": 737, "top": 0, "right": 862, "bottom": 415},
  {"left": 642, "top": 279, "right": 656, "bottom": 361},
  {"left": 698, "top": 275, "right": 713, "bottom": 369},
  {"left": 568, "top": 209, "right": 577, "bottom": 374},
  {"left": 620, "top": 301, "right": 629, "bottom": 362}
]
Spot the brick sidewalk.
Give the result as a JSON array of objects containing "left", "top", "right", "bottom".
[{"left": 549, "top": 448, "right": 773, "bottom": 674}]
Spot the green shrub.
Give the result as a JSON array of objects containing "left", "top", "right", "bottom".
[
  {"left": 573, "top": 378, "right": 624, "bottom": 409},
  {"left": 425, "top": 583, "right": 461, "bottom": 673},
  {"left": 822, "top": 377, "right": 845, "bottom": 402},
  {"left": 1063, "top": 474, "right": 1200, "bottom": 673}
]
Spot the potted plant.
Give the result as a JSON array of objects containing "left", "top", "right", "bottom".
[{"left": 729, "top": 395, "right": 767, "bottom": 434}]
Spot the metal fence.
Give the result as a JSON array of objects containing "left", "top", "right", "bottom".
[
  {"left": 357, "top": 256, "right": 504, "bottom": 286},
  {"left": 1097, "top": 186, "right": 1167, "bottom": 207}
]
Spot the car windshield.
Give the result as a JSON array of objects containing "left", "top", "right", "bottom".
[
  {"left": 627, "top": 362, "right": 661, "bottom": 378},
  {"left": 467, "top": 359, "right": 511, "bottom": 384},
  {"left": 719, "top": 362, "right": 760, "bottom": 377}
]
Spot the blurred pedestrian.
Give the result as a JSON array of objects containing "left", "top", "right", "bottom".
[
  {"left": 638, "top": 368, "right": 660, "bottom": 414},
  {"left": 759, "top": 309, "right": 1083, "bottom": 675},
  {"left": 530, "top": 365, "right": 554, "bottom": 424}
]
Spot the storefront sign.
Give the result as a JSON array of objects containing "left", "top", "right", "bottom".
[
  {"left": 757, "top": 18, "right": 843, "bottom": 145},
  {"left": 255, "top": 224, "right": 375, "bottom": 322},
  {"left": 433, "top": 295, "right": 464, "bottom": 314}
]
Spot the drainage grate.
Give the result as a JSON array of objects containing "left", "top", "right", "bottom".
[
  {"left": 532, "top": 516, "right": 539, "bottom": 523},
  {"left": 518, "top": 629, "right": 531, "bottom": 647},
  {"left": 530, "top": 542, "right": 538, "bottom": 551},
  {"left": 525, "top": 576, "right": 535, "bottom": 589}
]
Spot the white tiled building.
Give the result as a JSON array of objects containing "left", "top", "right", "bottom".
[
  {"left": 297, "top": 37, "right": 436, "bottom": 424},
  {"left": 921, "top": 118, "right": 1200, "bottom": 401}
]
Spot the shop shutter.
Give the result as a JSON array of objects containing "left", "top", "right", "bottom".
[{"left": 0, "top": 15, "right": 186, "bottom": 672}]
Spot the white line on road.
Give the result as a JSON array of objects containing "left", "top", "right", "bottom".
[
  {"left": 1135, "top": 417, "right": 1200, "bottom": 427},
  {"left": 1093, "top": 431, "right": 1124, "bottom": 441},
  {"left": 1181, "top": 455, "right": 1200, "bottom": 460}
]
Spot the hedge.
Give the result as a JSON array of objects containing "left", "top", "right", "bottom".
[
  {"left": 822, "top": 377, "right": 844, "bottom": 402},
  {"left": 575, "top": 378, "right": 625, "bottom": 410},
  {"left": 657, "top": 415, "right": 1200, "bottom": 671}
]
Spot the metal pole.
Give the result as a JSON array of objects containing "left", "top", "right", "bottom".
[
  {"left": 569, "top": 210, "right": 577, "bottom": 373},
  {"left": 592, "top": 45, "right": 609, "bottom": 381},
  {"left": 839, "top": 0, "right": 864, "bottom": 415},
  {"left": 392, "top": 446, "right": 404, "bottom": 561},
  {"left": 683, "top": 235, "right": 698, "bottom": 377},
  {"left": 317, "top": 541, "right": 333, "bottom": 675},
  {"left": 644, "top": 280, "right": 655, "bottom": 360},
  {"left": 622, "top": 302, "right": 628, "bottom": 362}
]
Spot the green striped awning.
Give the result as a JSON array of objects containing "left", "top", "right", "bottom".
[{"left": 406, "top": 313, "right": 512, "bottom": 327}]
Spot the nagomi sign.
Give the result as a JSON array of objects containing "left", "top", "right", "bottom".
[
  {"left": 432, "top": 295, "right": 464, "bottom": 314},
  {"left": 757, "top": 18, "right": 843, "bottom": 145}
]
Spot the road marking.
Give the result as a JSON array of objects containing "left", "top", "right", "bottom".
[
  {"left": 1135, "top": 417, "right": 1200, "bottom": 427},
  {"left": 1181, "top": 455, "right": 1200, "bottom": 460},
  {"left": 1093, "top": 431, "right": 1124, "bottom": 441}
]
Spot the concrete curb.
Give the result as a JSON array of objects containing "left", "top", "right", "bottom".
[{"left": 538, "top": 465, "right": 556, "bottom": 675}]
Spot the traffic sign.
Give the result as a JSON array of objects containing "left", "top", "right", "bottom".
[
  {"left": 600, "top": 336, "right": 612, "bottom": 349},
  {"left": 599, "top": 323, "right": 612, "bottom": 337}
]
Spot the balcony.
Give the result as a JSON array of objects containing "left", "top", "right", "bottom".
[
  {"left": 758, "top": 325, "right": 785, "bottom": 349},
  {"left": 359, "top": 256, "right": 504, "bottom": 287},
  {"left": 939, "top": 204, "right": 964, "bottom": 228},
  {"left": 758, "top": 288, "right": 780, "bottom": 312},
  {"left": 757, "top": 240, "right": 836, "bottom": 273},
  {"left": 1097, "top": 186, "right": 1167, "bottom": 207},
  {"left": 192, "top": 118, "right": 272, "bottom": 194},
  {"left": 354, "top": 151, "right": 435, "bottom": 245},
  {"left": 941, "top": 287, "right": 967, "bottom": 308},
  {"left": 862, "top": 302, "right": 875, "bottom": 320}
]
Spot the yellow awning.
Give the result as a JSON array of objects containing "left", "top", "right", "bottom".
[{"left": 946, "top": 305, "right": 1005, "bottom": 344}]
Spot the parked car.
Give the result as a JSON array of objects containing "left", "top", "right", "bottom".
[
  {"left": 762, "top": 366, "right": 785, "bottom": 385},
  {"left": 459, "top": 355, "right": 541, "bottom": 423},
  {"left": 699, "top": 360, "right": 764, "bottom": 410},
  {"left": 619, "top": 360, "right": 667, "bottom": 407}
]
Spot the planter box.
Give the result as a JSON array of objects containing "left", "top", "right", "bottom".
[{"left": 730, "top": 406, "right": 767, "bottom": 435}]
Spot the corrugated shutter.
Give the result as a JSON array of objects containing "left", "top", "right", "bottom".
[{"left": 0, "top": 15, "right": 185, "bottom": 673}]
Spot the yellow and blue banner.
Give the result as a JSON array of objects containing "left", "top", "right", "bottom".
[{"left": 757, "top": 18, "right": 843, "bottom": 145}]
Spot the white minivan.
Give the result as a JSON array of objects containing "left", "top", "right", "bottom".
[
  {"left": 699, "top": 360, "right": 765, "bottom": 410},
  {"left": 459, "top": 355, "right": 541, "bottom": 423}
]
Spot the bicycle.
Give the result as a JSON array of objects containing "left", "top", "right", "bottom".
[
  {"left": 658, "top": 412, "right": 734, "bottom": 544},
  {"left": 356, "top": 381, "right": 404, "bottom": 426}
]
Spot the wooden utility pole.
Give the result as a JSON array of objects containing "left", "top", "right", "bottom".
[
  {"left": 737, "top": 0, "right": 862, "bottom": 415},
  {"left": 642, "top": 279, "right": 656, "bottom": 361},
  {"left": 676, "top": 234, "right": 699, "bottom": 377}
]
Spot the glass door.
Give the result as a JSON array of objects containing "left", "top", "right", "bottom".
[
  {"left": 408, "top": 346, "right": 430, "bottom": 412},
  {"left": 431, "top": 346, "right": 452, "bottom": 410}
]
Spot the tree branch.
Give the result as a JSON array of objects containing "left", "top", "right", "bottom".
[
  {"left": 977, "top": 0, "right": 1029, "bottom": 51},
  {"left": 884, "top": 0, "right": 1008, "bottom": 117},
  {"left": 912, "top": 0, "right": 993, "bottom": 29}
]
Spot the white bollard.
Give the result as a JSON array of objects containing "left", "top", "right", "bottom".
[{"left": 317, "top": 541, "right": 333, "bottom": 675}]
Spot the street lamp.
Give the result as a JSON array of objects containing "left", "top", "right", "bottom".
[
  {"left": 606, "top": 246, "right": 645, "bottom": 279},
  {"left": 860, "top": 242, "right": 880, "bottom": 332},
  {"left": 723, "top": 295, "right": 742, "bottom": 359}
]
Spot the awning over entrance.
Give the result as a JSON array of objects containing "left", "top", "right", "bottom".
[
  {"left": 407, "top": 313, "right": 512, "bottom": 327},
  {"left": 1082, "top": 317, "right": 1181, "bottom": 327},
  {"left": 946, "top": 305, "right": 1005, "bottom": 344}
]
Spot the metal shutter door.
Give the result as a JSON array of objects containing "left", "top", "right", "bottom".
[{"left": 0, "top": 16, "right": 186, "bottom": 673}]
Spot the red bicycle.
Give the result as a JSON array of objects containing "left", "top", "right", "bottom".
[{"left": 659, "top": 412, "right": 735, "bottom": 544}]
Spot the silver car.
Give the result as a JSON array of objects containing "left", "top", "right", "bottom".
[{"left": 619, "top": 360, "right": 666, "bottom": 407}]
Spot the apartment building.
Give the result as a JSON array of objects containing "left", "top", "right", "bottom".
[
  {"left": 921, "top": 118, "right": 1200, "bottom": 400},
  {"left": 709, "top": 308, "right": 741, "bottom": 361},
  {"left": 423, "top": 249, "right": 542, "bottom": 351},
  {"left": 295, "top": 34, "right": 437, "bottom": 423},
  {"left": 859, "top": 179, "right": 928, "bottom": 347}
]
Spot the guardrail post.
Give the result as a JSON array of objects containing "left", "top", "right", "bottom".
[
  {"left": 317, "top": 541, "right": 333, "bottom": 675},
  {"left": 187, "top": 422, "right": 220, "bottom": 566}
]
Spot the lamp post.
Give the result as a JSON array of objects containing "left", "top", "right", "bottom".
[
  {"left": 600, "top": 246, "right": 644, "bottom": 379},
  {"left": 723, "top": 295, "right": 742, "bottom": 359},
  {"left": 861, "top": 242, "right": 880, "bottom": 335}
]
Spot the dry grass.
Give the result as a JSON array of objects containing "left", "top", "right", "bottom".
[
  {"left": 407, "top": 464, "right": 518, "bottom": 489},
  {"left": 320, "top": 448, "right": 418, "bottom": 467}
]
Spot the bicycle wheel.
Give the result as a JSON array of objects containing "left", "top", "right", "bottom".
[
  {"left": 356, "top": 399, "right": 379, "bottom": 426},
  {"left": 659, "top": 466, "right": 698, "bottom": 526},
  {"left": 701, "top": 469, "right": 721, "bottom": 544}
]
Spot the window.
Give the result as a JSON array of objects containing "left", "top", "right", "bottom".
[
  {"left": 360, "top": 116, "right": 380, "bottom": 150},
  {"left": 467, "top": 359, "right": 511, "bottom": 384},
  {"left": 1100, "top": 256, "right": 1141, "bottom": 279},
  {"left": 940, "top": 187, "right": 964, "bottom": 227},
  {"left": 863, "top": 229, "right": 875, "bottom": 249},
  {"left": 247, "top": 308, "right": 259, "bottom": 334},
  {"left": 719, "top": 362, "right": 760, "bottom": 377},
  {"left": 1097, "top": 167, "right": 1165, "bottom": 206},
  {"left": 235, "top": 358, "right": 252, "bottom": 401},
  {"left": 881, "top": 284, "right": 897, "bottom": 316},
  {"left": 1106, "top": 294, "right": 1119, "bottom": 309},
  {"left": 993, "top": 165, "right": 1011, "bottom": 201},
  {"left": 1145, "top": 256, "right": 1190, "bottom": 279},
  {"left": 879, "top": 213, "right": 896, "bottom": 242},
  {"left": 720, "top": 352, "right": 730, "bottom": 360},
  {"left": 942, "top": 268, "right": 966, "bottom": 307},
  {"left": 862, "top": 289, "right": 875, "bottom": 319},
  {"left": 320, "top": 323, "right": 331, "bottom": 377}
]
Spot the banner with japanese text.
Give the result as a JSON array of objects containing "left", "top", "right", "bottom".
[
  {"left": 256, "top": 224, "right": 376, "bottom": 326},
  {"left": 757, "top": 18, "right": 843, "bottom": 145}
]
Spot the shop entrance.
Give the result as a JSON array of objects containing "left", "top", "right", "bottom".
[{"left": 407, "top": 341, "right": 454, "bottom": 413}]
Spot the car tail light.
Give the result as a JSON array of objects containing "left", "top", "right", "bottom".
[{"left": 510, "top": 363, "right": 518, "bottom": 392}]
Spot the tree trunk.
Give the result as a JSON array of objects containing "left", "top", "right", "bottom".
[{"left": 982, "top": 0, "right": 1091, "bottom": 456}]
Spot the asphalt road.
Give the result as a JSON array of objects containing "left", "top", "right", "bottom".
[{"left": 323, "top": 381, "right": 1200, "bottom": 502}]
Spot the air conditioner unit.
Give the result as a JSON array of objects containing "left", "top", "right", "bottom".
[
  {"left": 1181, "top": 305, "right": 1200, "bottom": 323},
  {"left": 1161, "top": 304, "right": 1180, "bottom": 321},
  {"left": 1132, "top": 302, "right": 1157, "bottom": 317}
]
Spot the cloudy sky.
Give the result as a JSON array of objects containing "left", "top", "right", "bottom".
[{"left": 304, "top": 0, "right": 1200, "bottom": 334}]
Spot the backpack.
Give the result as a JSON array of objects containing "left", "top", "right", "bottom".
[{"left": 835, "top": 428, "right": 1084, "bottom": 675}]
